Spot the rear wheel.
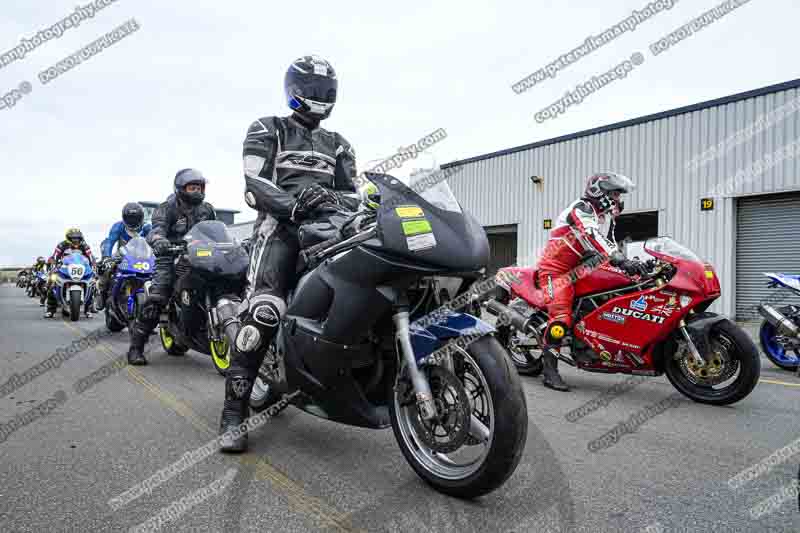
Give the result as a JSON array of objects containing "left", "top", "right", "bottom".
[
  {"left": 159, "top": 325, "right": 188, "bottom": 356},
  {"left": 390, "top": 335, "right": 528, "bottom": 498},
  {"left": 105, "top": 308, "right": 125, "bottom": 332},
  {"left": 665, "top": 317, "right": 760, "bottom": 405},
  {"left": 500, "top": 326, "right": 544, "bottom": 376},
  {"left": 210, "top": 337, "right": 230, "bottom": 376},
  {"left": 69, "top": 291, "right": 81, "bottom": 322},
  {"left": 759, "top": 313, "right": 800, "bottom": 371}
]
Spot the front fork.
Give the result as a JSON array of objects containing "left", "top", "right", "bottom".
[
  {"left": 678, "top": 319, "right": 708, "bottom": 367},
  {"left": 393, "top": 310, "right": 438, "bottom": 421}
]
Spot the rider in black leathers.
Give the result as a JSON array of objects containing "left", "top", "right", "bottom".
[
  {"left": 126, "top": 169, "right": 217, "bottom": 365},
  {"left": 218, "top": 55, "right": 360, "bottom": 452}
]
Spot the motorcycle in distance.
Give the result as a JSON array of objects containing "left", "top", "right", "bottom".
[
  {"left": 49, "top": 250, "right": 95, "bottom": 322},
  {"left": 150, "top": 221, "right": 248, "bottom": 376},
  {"left": 757, "top": 272, "right": 800, "bottom": 371},
  {"left": 17, "top": 270, "right": 30, "bottom": 288},
  {"left": 487, "top": 237, "right": 761, "bottom": 406},
  {"left": 28, "top": 268, "right": 48, "bottom": 302},
  {"left": 103, "top": 237, "right": 156, "bottom": 332},
  {"left": 231, "top": 173, "right": 528, "bottom": 498}
]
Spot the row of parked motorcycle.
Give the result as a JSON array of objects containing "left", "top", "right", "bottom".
[
  {"left": 15, "top": 227, "right": 241, "bottom": 377},
  {"left": 9, "top": 175, "right": 800, "bottom": 497}
]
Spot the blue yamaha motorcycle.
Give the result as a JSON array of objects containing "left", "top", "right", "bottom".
[
  {"left": 104, "top": 237, "right": 155, "bottom": 332},
  {"left": 51, "top": 251, "right": 95, "bottom": 322},
  {"left": 758, "top": 272, "right": 800, "bottom": 371}
]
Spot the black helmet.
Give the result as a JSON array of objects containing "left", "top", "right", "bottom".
[
  {"left": 174, "top": 168, "right": 207, "bottom": 206},
  {"left": 583, "top": 172, "right": 636, "bottom": 216},
  {"left": 36, "top": 256, "right": 44, "bottom": 263},
  {"left": 122, "top": 202, "right": 145, "bottom": 231},
  {"left": 284, "top": 55, "right": 338, "bottom": 121},
  {"left": 65, "top": 227, "right": 84, "bottom": 246}
]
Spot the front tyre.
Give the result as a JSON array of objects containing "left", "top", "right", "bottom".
[
  {"left": 665, "top": 317, "right": 760, "bottom": 406},
  {"left": 390, "top": 335, "right": 528, "bottom": 498},
  {"left": 69, "top": 291, "right": 81, "bottom": 322}
]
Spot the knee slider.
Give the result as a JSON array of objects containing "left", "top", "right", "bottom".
[{"left": 546, "top": 321, "right": 568, "bottom": 344}]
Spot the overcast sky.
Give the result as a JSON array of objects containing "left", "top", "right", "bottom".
[{"left": 0, "top": 0, "right": 796, "bottom": 266}]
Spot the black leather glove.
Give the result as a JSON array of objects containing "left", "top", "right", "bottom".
[
  {"left": 291, "top": 184, "right": 337, "bottom": 223},
  {"left": 151, "top": 239, "right": 172, "bottom": 257},
  {"left": 609, "top": 252, "right": 647, "bottom": 278}
]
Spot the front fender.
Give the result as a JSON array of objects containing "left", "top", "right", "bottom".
[
  {"left": 410, "top": 311, "right": 495, "bottom": 361},
  {"left": 679, "top": 311, "right": 728, "bottom": 359}
]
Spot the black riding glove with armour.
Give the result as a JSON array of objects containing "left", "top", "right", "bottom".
[{"left": 291, "top": 184, "right": 338, "bottom": 223}]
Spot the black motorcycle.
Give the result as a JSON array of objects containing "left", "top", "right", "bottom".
[
  {"left": 151, "top": 221, "right": 249, "bottom": 376},
  {"left": 224, "top": 173, "right": 528, "bottom": 498}
]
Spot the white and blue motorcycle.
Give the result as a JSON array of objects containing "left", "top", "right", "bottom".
[
  {"left": 49, "top": 250, "right": 96, "bottom": 322},
  {"left": 758, "top": 272, "right": 800, "bottom": 371}
]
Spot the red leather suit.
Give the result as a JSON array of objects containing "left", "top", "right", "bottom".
[{"left": 532, "top": 199, "right": 617, "bottom": 329}]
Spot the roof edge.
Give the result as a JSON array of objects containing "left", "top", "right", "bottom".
[{"left": 441, "top": 78, "right": 800, "bottom": 169}]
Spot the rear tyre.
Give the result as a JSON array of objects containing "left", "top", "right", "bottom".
[
  {"left": 665, "top": 317, "right": 760, "bottom": 406},
  {"left": 69, "top": 291, "right": 81, "bottom": 322},
  {"left": 390, "top": 335, "right": 528, "bottom": 498},
  {"left": 759, "top": 315, "right": 800, "bottom": 371},
  {"left": 159, "top": 325, "right": 188, "bottom": 356},
  {"left": 210, "top": 337, "right": 230, "bottom": 376},
  {"left": 105, "top": 308, "right": 125, "bottom": 332}
]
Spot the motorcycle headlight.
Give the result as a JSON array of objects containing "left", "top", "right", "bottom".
[{"left": 49, "top": 273, "right": 58, "bottom": 282}]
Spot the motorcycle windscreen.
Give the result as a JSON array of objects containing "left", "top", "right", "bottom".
[
  {"left": 120, "top": 237, "right": 154, "bottom": 262},
  {"left": 364, "top": 172, "right": 489, "bottom": 272},
  {"left": 184, "top": 221, "right": 249, "bottom": 277}
]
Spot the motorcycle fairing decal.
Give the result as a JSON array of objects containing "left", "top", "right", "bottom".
[
  {"left": 409, "top": 312, "right": 495, "bottom": 360},
  {"left": 630, "top": 296, "right": 648, "bottom": 312},
  {"left": 600, "top": 311, "right": 626, "bottom": 324},
  {"left": 611, "top": 306, "right": 666, "bottom": 324},
  {"left": 395, "top": 205, "right": 424, "bottom": 218}
]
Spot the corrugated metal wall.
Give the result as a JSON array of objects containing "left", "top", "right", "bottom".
[
  {"left": 735, "top": 193, "right": 800, "bottom": 319},
  {"left": 448, "top": 87, "right": 800, "bottom": 318}
]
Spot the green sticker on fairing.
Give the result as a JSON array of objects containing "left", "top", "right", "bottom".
[{"left": 402, "top": 219, "right": 432, "bottom": 236}]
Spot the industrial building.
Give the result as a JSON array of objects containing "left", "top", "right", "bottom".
[
  {"left": 444, "top": 78, "right": 800, "bottom": 320},
  {"left": 229, "top": 79, "right": 800, "bottom": 320}
]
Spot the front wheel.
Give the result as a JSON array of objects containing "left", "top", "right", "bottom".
[
  {"left": 759, "top": 314, "right": 800, "bottom": 371},
  {"left": 159, "top": 325, "right": 188, "bottom": 356},
  {"left": 665, "top": 317, "right": 760, "bottom": 405},
  {"left": 69, "top": 291, "right": 81, "bottom": 322},
  {"left": 389, "top": 335, "right": 528, "bottom": 498}
]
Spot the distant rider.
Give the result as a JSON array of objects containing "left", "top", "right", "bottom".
[
  {"left": 96, "top": 202, "right": 152, "bottom": 311},
  {"left": 125, "top": 169, "right": 216, "bottom": 366},
  {"left": 44, "top": 228, "right": 97, "bottom": 319}
]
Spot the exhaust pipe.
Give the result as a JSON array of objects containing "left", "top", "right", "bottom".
[
  {"left": 759, "top": 304, "right": 799, "bottom": 337},
  {"left": 484, "top": 299, "right": 540, "bottom": 338}
]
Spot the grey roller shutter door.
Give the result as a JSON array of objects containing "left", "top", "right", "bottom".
[{"left": 735, "top": 193, "right": 800, "bottom": 320}]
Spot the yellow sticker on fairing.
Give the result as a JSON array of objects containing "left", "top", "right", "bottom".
[
  {"left": 395, "top": 206, "right": 424, "bottom": 218},
  {"left": 402, "top": 219, "right": 432, "bottom": 236},
  {"left": 196, "top": 250, "right": 212, "bottom": 257}
]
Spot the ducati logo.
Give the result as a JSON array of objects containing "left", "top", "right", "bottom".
[{"left": 612, "top": 306, "right": 666, "bottom": 324}]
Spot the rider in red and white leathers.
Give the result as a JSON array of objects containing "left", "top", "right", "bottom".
[{"left": 523, "top": 173, "right": 643, "bottom": 391}]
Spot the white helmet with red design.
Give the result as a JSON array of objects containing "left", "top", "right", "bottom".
[{"left": 583, "top": 172, "right": 636, "bottom": 216}]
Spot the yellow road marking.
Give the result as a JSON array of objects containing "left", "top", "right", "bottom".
[
  {"left": 61, "top": 321, "right": 360, "bottom": 532},
  {"left": 759, "top": 378, "right": 800, "bottom": 388}
]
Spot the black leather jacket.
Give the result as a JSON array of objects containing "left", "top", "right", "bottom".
[
  {"left": 147, "top": 194, "right": 217, "bottom": 249},
  {"left": 242, "top": 114, "right": 358, "bottom": 224}
]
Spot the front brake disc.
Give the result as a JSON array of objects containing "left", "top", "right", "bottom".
[{"left": 408, "top": 365, "right": 471, "bottom": 454}]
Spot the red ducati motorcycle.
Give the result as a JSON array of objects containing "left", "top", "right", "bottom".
[{"left": 485, "top": 237, "right": 760, "bottom": 405}]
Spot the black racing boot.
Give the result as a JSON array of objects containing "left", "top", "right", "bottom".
[
  {"left": 542, "top": 348, "right": 570, "bottom": 392},
  {"left": 127, "top": 329, "right": 148, "bottom": 366},
  {"left": 219, "top": 374, "right": 253, "bottom": 453}
]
